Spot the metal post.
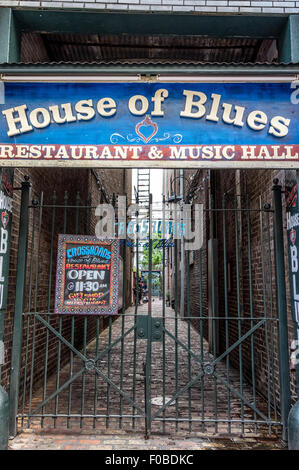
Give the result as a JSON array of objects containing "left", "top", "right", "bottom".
[
  {"left": 145, "top": 193, "right": 153, "bottom": 438},
  {"left": 0, "top": 20, "right": 19, "bottom": 446},
  {"left": 180, "top": 170, "right": 185, "bottom": 318},
  {"left": 272, "top": 178, "right": 291, "bottom": 441},
  {"left": 0, "top": 385, "right": 9, "bottom": 450},
  {"left": 9, "top": 176, "right": 31, "bottom": 437},
  {"left": 288, "top": 400, "right": 299, "bottom": 449}
]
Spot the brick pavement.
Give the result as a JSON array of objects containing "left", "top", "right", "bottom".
[
  {"left": 9, "top": 429, "right": 285, "bottom": 450},
  {"left": 16, "top": 300, "right": 283, "bottom": 441}
]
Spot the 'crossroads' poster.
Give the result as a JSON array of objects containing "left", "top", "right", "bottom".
[{"left": 54, "top": 235, "right": 120, "bottom": 315}]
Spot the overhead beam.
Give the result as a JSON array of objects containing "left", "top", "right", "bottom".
[
  {"left": 0, "top": 63, "right": 299, "bottom": 74},
  {"left": 13, "top": 10, "right": 288, "bottom": 39},
  {"left": 0, "top": 9, "right": 20, "bottom": 63}
]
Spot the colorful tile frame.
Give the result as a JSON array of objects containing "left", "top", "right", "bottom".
[{"left": 54, "top": 234, "right": 120, "bottom": 315}]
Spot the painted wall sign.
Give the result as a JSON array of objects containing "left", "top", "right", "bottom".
[
  {"left": 0, "top": 82, "right": 298, "bottom": 168},
  {"left": 0, "top": 168, "right": 13, "bottom": 367},
  {"left": 55, "top": 235, "right": 120, "bottom": 315},
  {"left": 285, "top": 170, "right": 299, "bottom": 390}
]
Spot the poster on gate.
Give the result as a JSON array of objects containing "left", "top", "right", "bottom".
[{"left": 54, "top": 235, "right": 120, "bottom": 315}]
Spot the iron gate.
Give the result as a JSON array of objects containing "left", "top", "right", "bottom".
[{"left": 9, "top": 175, "right": 290, "bottom": 438}]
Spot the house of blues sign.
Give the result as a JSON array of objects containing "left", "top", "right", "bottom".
[
  {"left": 0, "top": 82, "right": 298, "bottom": 168},
  {"left": 55, "top": 235, "right": 120, "bottom": 315}
]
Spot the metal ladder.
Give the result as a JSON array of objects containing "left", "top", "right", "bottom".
[
  {"left": 134, "top": 169, "right": 151, "bottom": 274},
  {"left": 137, "top": 169, "right": 151, "bottom": 212}
]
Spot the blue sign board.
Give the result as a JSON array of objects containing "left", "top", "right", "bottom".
[{"left": 0, "top": 81, "right": 298, "bottom": 167}]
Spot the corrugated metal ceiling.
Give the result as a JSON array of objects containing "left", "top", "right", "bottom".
[{"left": 20, "top": 33, "right": 278, "bottom": 64}]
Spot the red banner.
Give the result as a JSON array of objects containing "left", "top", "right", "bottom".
[{"left": 0, "top": 143, "right": 298, "bottom": 164}]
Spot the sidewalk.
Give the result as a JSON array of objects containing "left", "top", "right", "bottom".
[{"left": 9, "top": 429, "right": 285, "bottom": 450}]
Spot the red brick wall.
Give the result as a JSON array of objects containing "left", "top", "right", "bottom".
[
  {"left": 182, "top": 168, "right": 297, "bottom": 414},
  {"left": 1, "top": 167, "right": 132, "bottom": 407},
  {"left": 183, "top": 169, "right": 210, "bottom": 339}
]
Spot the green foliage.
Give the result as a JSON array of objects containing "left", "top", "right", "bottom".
[{"left": 141, "top": 233, "right": 162, "bottom": 269}]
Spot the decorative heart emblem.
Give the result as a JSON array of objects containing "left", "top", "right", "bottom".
[
  {"left": 1, "top": 211, "right": 9, "bottom": 229},
  {"left": 290, "top": 229, "right": 296, "bottom": 245},
  {"left": 135, "top": 115, "right": 158, "bottom": 143},
  {"left": 286, "top": 183, "right": 298, "bottom": 210},
  {"left": 292, "top": 194, "right": 298, "bottom": 208}
]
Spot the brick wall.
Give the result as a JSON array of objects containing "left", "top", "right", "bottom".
[
  {"left": 1, "top": 166, "right": 132, "bottom": 408},
  {"left": 0, "top": 0, "right": 298, "bottom": 13},
  {"left": 225, "top": 169, "right": 296, "bottom": 405},
  {"left": 184, "top": 169, "right": 210, "bottom": 339},
  {"left": 166, "top": 168, "right": 210, "bottom": 335},
  {"left": 181, "top": 168, "right": 297, "bottom": 418}
]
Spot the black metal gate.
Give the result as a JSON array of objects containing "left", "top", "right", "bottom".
[{"left": 9, "top": 175, "right": 290, "bottom": 439}]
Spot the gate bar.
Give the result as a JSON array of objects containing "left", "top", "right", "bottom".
[
  {"left": 272, "top": 178, "right": 291, "bottom": 441},
  {"left": 162, "top": 194, "right": 166, "bottom": 434},
  {"left": 9, "top": 176, "right": 31, "bottom": 437},
  {"left": 145, "top": 193, "right": 153, "bottom": 438},
  {"left": 259, "top": 196, "right": 272, "bottom": 431},
  {"left": 132, "top": 193, "right": 139, "bottom": 429},
  {"left": 119, "top": 217, "right": 127, "bottom": 429},
  {"left": 246, "top": 196, "right": 257, "bottom": 433}
]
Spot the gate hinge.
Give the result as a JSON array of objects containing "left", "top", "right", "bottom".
[{"left": 136, "top": 315, "right": 163, "bottom": 342}]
